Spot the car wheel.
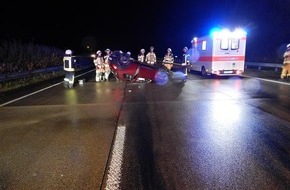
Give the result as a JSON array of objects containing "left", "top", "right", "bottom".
[
  {"left": 201, "top": 66, "right": 207, "bottom": 77},
  {"left": 155, "top": 70, "right": 169, "bottom": 85}
]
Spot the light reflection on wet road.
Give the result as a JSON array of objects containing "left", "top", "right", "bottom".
[
  {"left": 116, "top": 74, "right": 290, "bottom": 190},
  {"left": 0, "top": 71, "right": 289, "bottom": 190}
]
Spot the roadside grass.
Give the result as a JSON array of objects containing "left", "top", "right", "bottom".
[{"left": 0, "top": 71, "right": 65, "bottom": 93}]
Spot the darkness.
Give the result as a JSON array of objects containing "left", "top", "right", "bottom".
[{"left": 1, "top": 0, "right": 290, "bottom": 61}]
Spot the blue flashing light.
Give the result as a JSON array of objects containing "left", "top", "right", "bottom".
[
  {"left": 233, "top": 28, "right": 247, "bottom": 37},
  {"left": 209, "top": 27, "right": 221, "bottom": 37},
  {"left": 209, "top": 27, "right": 247, "bottom": 38}
]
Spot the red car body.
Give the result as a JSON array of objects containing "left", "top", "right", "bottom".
[{"left": 109, "top": 51, "right": 167, "bottom": 83}]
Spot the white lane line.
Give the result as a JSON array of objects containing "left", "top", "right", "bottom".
[
  {"left": 0, "top": 82, "right": 62, "bottom": 107},
  {"left": 243, "top": 75, "right": 290, "bottom": 86},
  {"left": 0, "top": 69, "right": 95, "bottom": 107},
  {"left": 105, "top": 126, "right": 126, "bottom": 190}
]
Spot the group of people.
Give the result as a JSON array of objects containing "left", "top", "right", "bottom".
[
  {"left": 137, "top": 46, "right": 189, "bottom": 72},
  {"left": 91, "top": 45, "right": 191, "bottom": 83},
  {"left": 137, "top": 46, "right": 157, "bottom": 65},
  {"left": 93, "top": 48, "right": 112, "bottom": 82}
]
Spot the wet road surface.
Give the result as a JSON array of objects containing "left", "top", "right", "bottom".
[
  {"left": 1, "top": 70, "right": 290, "bottom": 190},
  {"left": 0, "top": 78, "right": 125, "bottom": 190},
  {"left": 104, "top": 72, "right": 290, "bottom": 189}
]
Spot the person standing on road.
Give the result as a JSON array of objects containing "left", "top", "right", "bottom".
[
  {"left": 145, "top": 46, "right": 157, "bottom": 65},
  {"left": 182, "top": 46, "right": 190, "bottom": 75},
  {"left": 162, "top": 48, "right": 174, "bottom": 72},
  {"left": 137, "top": 49, "right": 146, "bottom": 63},
  {"left": 281, "top": 44, "right": 290, "bottom": 80},
  {"left": 103, "top": 48, "right": 112, "bottom": 81},
  {"left": 63, "top": 49, "right": 76, "bottom": 88},
  {"left": 182, "top": 46, "right": 189, "bottom": 65},
  {"left": 94, "top": 50, "right": 105, "bottom": 82}
]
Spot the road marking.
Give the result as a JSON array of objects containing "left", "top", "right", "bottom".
[
  {"left": 243, "top": 75, "right": 290, "bottom": 86},
  {"left": 0, "top": 82, "right": 63, "bottom": 107},
  {"left": 105, "top": 125, "right": 126, "bottom": 190},
  {"left": 0, "top": 69, "right": 94, "bottom": 107}
]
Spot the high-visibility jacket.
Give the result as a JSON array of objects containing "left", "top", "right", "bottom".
[
  {"left": 94, "top": 57, "right": 105, "bottom": 72},
  {"left": 138, "top": 53, "right": 145, "bottom": 62},
  {"left": 145, "top": 52, "right": 156, "bottom": 64}
]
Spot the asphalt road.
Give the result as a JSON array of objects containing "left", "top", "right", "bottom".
[{"left": 0, "top": 69, "right": 289, "bottom": 190}]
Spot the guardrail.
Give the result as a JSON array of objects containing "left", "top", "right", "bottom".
[
  {"left": 245, "top": 62, "right": 282, "bottom": 72},
  {"left": 0, "top": 66, "right": 63, "bottom": 82},
  {"left": 0, "top": 56, "right": 94, "bottom": 82}
]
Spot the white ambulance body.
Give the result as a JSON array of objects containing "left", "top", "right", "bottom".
[{"left": 187, "top": 28, "right": 247, "bottom": 76}]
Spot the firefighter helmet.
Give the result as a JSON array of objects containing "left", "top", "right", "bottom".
[
  {"left": 287, "top": 44, "right": 290, "bottom": 48},
  {"left": 65, "top": 49, "right": 72, "bottom": 55},
  {"left": 167, "top": 48, "right": 172, "bottom": 52},
  {"left": 140, "top": 49, "right": 145, "bottom": 53},
  {"left": 96, "top": 50, "right": 102, "bottom": 54}
]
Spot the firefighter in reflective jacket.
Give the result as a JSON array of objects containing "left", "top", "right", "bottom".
[
  {"left": 63, "top": 49, "right": 76, "bottom": 88},
  {"left": 138, "top": 49, "right": 145, "bottom": 63},
  {"left": 162, "top": 48, "right": 174, "bottom": 72},
  {"left": 145, "top": 46, "right": 157, "bottom": 65},
  {"left": 103, "top": 48, "right": 111, "bottom": 81},
  {"left": 281, "top": 44, "right": 290, "bottom": 80},
  {"left": 94, "top": 50, "right": 105, "bottom": 82}
]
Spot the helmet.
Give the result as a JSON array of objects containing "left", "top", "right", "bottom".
[
  {"left": 140, "top": 49, "right": 145, "bottom": 53},
  {"left": 65, "top": 49, "right": 72, "bottom": 55},
  {"left": 287, "top": 44, "right": 290, "bottom": 48},
  {"left": 105, "top": 48, "right": 111, "bottom": 52},
  {"left": 127, "top": 51, "right": 131, "bottom": 56},
  {"left": 183, "top": 46, "right": 188, "bottom": 51},
  {"left": 167, "top": 48, "right": 172, "bottom": 52},
  {"left": 96, "top": 50, "right": 102, "bottom": 54}
]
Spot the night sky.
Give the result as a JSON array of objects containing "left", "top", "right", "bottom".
[{"left": 1, "top": 0, "right": 290, "bottom": 60}]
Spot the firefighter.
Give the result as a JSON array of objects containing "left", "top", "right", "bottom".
[
  {"left": 145, "top": 46, "right": 157, "bottom": 65},
  {"left": 281, "top": 44, "right": 290, "bottom": 80},
  {"left": 127, "top": 51, "right": 134, "bottom": 60},
  {"left": 63, "top": 49, "right": 76, "bottom": 88},
  {"left": 162, "top": 48, "right": 174, "bottom": 72},
  {"left": 182, "top": 46, "right": 189, "bottom": 64},
  {"left": 94, "top": 50, "right": 105, "bottom": 82},
  {"left": 103, "top": 48, "right": 111, "bottom": 81},
  {"left": 137, "top": 49, "right": 146, "bottom": 63},
  {"left": 182, "top": 46, "right": 190, "bottom": 74}
]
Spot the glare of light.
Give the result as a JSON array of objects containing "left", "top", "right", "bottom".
[
  {"left": 112, "top": 64, "right": 118, "bottom": 70},
  {"left": 212, "top": 100, "right": 242, "bottom": 123},
  {"left": 210, "top": 27, "right": 247, "bottom": 39},
  {"left": 209, "top": 27, "right": 221, "bottom": 37},
  {"left": 65, "top": 88, "right": 77, "bottom": 104},
  {"left": 233, "top": 28, "right": 247, "bottom": 38},
  {"left": 191, "top": 37, "right": 198, "bottom": 43},
  {"left": 243, "top": 78, "right": 261, "bottom": 93}
]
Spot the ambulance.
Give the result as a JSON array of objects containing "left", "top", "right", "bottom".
[{"left": 187, "top": 28, "right": 247, "bottom": 76}]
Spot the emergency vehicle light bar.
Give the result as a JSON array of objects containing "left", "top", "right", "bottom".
[{"left": 210, "top": 27, "right": 247, "bottom": 38}]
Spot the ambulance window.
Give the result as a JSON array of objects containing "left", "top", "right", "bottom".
[
  {"left": 202, "top": 41, "right": 206, "bottom": 50},
  {"left": 220, "top": 37, "right": 229, "bottom": 50},
  {"left": 231, "top": 38, "right": 239, "bottom": 50}
]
